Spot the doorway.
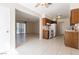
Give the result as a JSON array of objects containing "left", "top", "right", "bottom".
[{"left": 15, "top": 9, "right": 40, "bottom": 48}]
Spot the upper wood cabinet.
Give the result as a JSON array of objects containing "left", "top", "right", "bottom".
[
  {"left": 70, "top": 9, "right": 79, "bottom": 25},
  {"left": 42, "top": 18, "right": 50, "bottom": 25},
  {"left": 42, "top": 18, "right": 57, "bottom": 25}
]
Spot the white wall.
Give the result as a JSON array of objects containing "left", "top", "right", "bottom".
[
  {"left": 56, "top": 5, "right": 70, "bottom": 35},
  {"left": 35, "top": 22, "right": 39, "bottom": 34},
  {"left": 10, "top": 8, "right": 16, "bottom": 49},
  {"left": 61, "top": 18, "right": 70, "bottom": 34},
  {"left": 26, "top": 22, "right": 35, "bottom": 34},
  {"left": 56, "top": 18, "right": 70, "bottom": 35},
  {"left": 26, "top": 21, "right": 39, "bottom": 34},
  {"left": 70, "top": 3, "right": 79, "bottom": 9},
  {"left": 39, "top": 18, "right": 43, "bottom": 40}
]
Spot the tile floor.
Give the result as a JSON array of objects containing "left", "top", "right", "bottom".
[
  {"left": 16, "top": 33, "right": 39, "bottom": 47},
  {"left": 15, "top": 34, "right": 79, "bottom": 55}
]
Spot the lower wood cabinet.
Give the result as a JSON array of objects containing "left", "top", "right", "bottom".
[
  {"left": 43, "top": 29, "right": 49, "bottom": 39},
  {"left": 64, "top": 31, "right": 79, "bottom": 49}
]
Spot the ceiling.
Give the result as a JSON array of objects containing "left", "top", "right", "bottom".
[
  {"left": 19, "top": 3, "right": 70, "bottom": 19},
  {"left": 16, "top": 9, "right": 39, "bottom": 22},
  {"left": 16, "top": 3, "right": 70, "bottom": 22}
]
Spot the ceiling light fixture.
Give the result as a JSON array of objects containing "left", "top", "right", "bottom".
[
  {"left": 56, "top": 15, "right": 61, "bottom": 19},
  {"left": 35, "top": 3, "right": 52, "bottom": 8}
]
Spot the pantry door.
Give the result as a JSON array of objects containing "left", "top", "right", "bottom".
[{"left": 0, "top": 6, "right": 10, "bottom": 52}]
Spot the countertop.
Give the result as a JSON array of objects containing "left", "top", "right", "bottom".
[{"left": 65, "top": 30, "right": 79, "bottom": 32}]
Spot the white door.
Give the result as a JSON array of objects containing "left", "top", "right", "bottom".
[{"left": 0, "top": 6, "right": 10, "bottom": 53}]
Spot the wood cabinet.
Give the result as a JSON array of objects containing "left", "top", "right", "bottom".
[
  {"left": 42, "top": 18, "right": 57, "bottom": 39},
  {"left": 64, "top": 31, "right": 79, "bottom": 49},
  {"left": 70, "top": 9, "right": 79, "bottom": 25},
  {"left": 42, "top": 18, "right": 51, "bottom": 25},
  {"left": 42, "top": 18, "right": 57, "bottom": 25},
  {"left": 43, "top": 30, "right": 49, "bottom": 39}
]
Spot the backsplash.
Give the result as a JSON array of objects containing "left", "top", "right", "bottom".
[{"left": 75, "top": 23, "right": 79, "bottom": 31}]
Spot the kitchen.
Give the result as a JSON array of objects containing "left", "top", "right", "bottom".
[{"left": 42, "top": 8, "right": 79, "bottom": 49}]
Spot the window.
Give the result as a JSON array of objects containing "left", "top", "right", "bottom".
[{"left": 16, "top": 23, "right": 26, "bottom": 34}]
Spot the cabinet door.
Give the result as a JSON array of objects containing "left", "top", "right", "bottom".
[
  {"left": 42, "top": 18, "right": 46, "bottom": 25},
  {"left": 64, "top": 32, "right": 72, "bottom": 47},
  {"left": 43, "top": 30, "right": 49, "bottom": 39},
  {"left": 71, "top": 9, "right": 79, "bottom": 25},
  {"left": 77, "top": 9, "right": 79, "bottom": 23},
  {"left": 78, "top": 32, "right": 79, "bottom": 48},
  {"left": 74, "top": 9, "right": 78, "bottom": 24},
  {"left": 64, "top": 32, "right": 78, "bottom": 49},
  {"left": 42, "top": 18, "right": 51, "bottom": 25},
  {"left": 71, "top": 9, "right": 75, "bottom": 24},
  {"left": 71, "top": 32, "right": 78, "bottom": 49}
]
